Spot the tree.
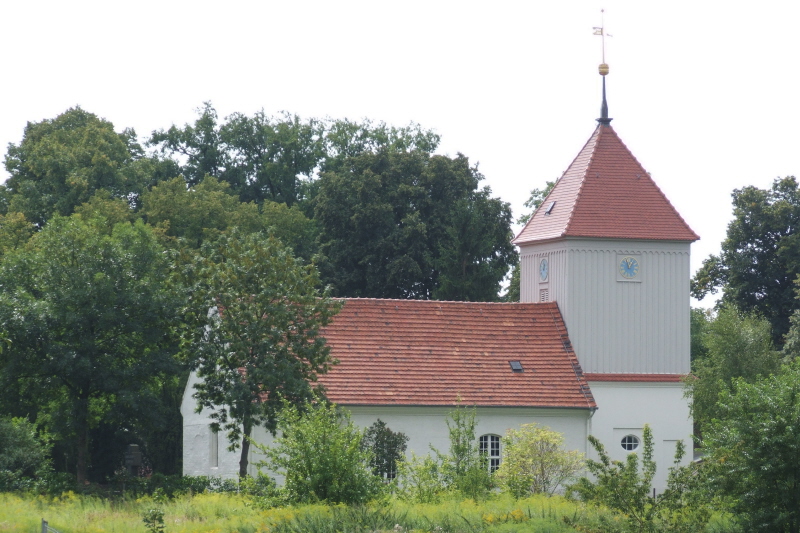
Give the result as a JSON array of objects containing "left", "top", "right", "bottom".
[
  {"left": 256, "top": 402, "right": 381, "bottom": 504},
  {"left": 220, "top": 111, "right": 324, "bottom": 207},
  {"left": 3, "top": 107, "right": 141, "bottom": 226},
  {"left": 315, "top": 150, "right": 515, "bottom": 300},
  {"left": 361, "top": 419, "right": 409, "bottom": 480},
  {"left": 505, "top": 179, "right": 556, "bottom": 302},
  {"left": 182, "top": 230, "right": 341, "bottom": 477},
  {"left": 140, "top": 176, "right": 261, "bottom": 249},
  {"left": 704, "top": 361, "right": 800, "bottom": 533},
  {"left": 692, "top": 176, "right": 800, "bottom": 344},
  {"left": 148, "top": 102, "right": 226, "bottom": 187},
  {"left": 494, "top": 423, "right": 583, "bottom": 497},
  {"left": 684, "top": 306, "right": 782, "bottom": 432},
  {"left": 0, "top": 212, "right": 34, "bottom": 256},
  {"left": 0, "top": 214, "right": 182, "bottom": 483},
  {"left": 569, "top": 425, "right": 710, "bottom": 533}
]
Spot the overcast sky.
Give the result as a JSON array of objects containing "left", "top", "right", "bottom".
[{"left": 2, "top": 1, "right": 798, "bottom": 307}]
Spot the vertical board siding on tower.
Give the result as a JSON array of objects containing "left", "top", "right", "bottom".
[
  {"left": 519, "top": 239, "right": 690, "bottom": 376},
  {"left": 561, "top": 240, "right": 690, "bottom": 375}
]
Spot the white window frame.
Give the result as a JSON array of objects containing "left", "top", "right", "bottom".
[{"left": 479, "top": 434, "right": 501, "bottom": 472}]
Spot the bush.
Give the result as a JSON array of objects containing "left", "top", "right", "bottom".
[
  {"left": 568, "top": 425, "right": 710, "bottom": 533},
  {"left": 435, "top": 404, "right": 493, "bottom": 500},
  {"left": 0, "top": 417, "right": 52, "bottom": 491},
  {"left": 361, "top": 419, "right": 408, "bottom": 480},
  {"left": 397, "top": 453, "right": 446, "bottom": 504},
  {"left": 256, "top": 402, "right": 382, "bottom": 504},
  {"left": 704, "top": 361, "right": 800, "bottom": 532},
  {"left": 494, "top": 423, "right": 583, "bottom": 498}
]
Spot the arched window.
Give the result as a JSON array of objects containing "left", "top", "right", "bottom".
[
  {"left": 621, "top": 434, "right": 640, "bottom": 451},
  {"left": 479, "top": 434, "right": 501, "bottom": 472}
]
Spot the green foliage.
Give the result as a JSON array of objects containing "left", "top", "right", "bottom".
[
  {"left": 142, "top": 507, "right": 165, "bottom": 533},
  {"left": 2, "top": 107, "right": 140, "bottom": 226},
  {"left": 685, "top": 306, "right": 782, "bottom": 432},
  {"left": 396, "top": 453, "right": 446, "bottom": 504},
  {"left": 494, "top": 423, "right": 583, "bottom": 498},
  {"left": 569, "top": 425, "right": 710, "bottom": 533},
  {"left": 436, "top": 404, "right": 494, "bottom": 500},
  {"left": 256, "top": 402, "right": 382, "bottom": 505},
  {"left": 361, "top": 419, "right": 409, "bottom": 480},
  {"left": 220, "top": 111, "right": 325, "bottom": 207},
  {"left": 704, "top": 361, "right": 800, "bottom": 532},
  {"left": 315, "top": 150, "right": 515, "bottom": 300},
  {"left": 690, "top": 307, "right": 712, "bottom": 363},
  {"left": 148, "top": 101, "right": 226, "bottom": 187},
  {"left": 517, "top": 179, "right": 557, "bottom": 226},
  {"left": 0, "top": 211, "right": 34, "bottom": 256},
  {"left": 141, "top": 176, "right": 261, "bottom": 248},
  {"left": 0, "top": 417, "right": 52, "bottom": 490},
  {"left": 691, "top": 176, "right": 800, "bottom": 343},
  {"left": 0, "top": 214, "right": 182, "bottom": 483},
  {"left": 182, "top": 230, "right": 341, "bottom": 476}
]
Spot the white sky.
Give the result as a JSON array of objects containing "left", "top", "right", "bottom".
[{"left": 2, "top": 1, "right": 799, "bottom": 308}]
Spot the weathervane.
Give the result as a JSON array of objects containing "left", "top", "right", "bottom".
[{"left": 593, "top": 9, "right": 613, "bottom": 125}]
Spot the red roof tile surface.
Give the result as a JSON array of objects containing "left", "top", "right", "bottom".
[
  {"left": 514, "top": 124, "right": 699, "bottom": 245},
  {"left": 317, "top": 299, "right": 596, "bottom": 409}
]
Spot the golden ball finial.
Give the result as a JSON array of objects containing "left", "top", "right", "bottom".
[{"left": 599, "top": 63, "right": 609, "bottom": 76}]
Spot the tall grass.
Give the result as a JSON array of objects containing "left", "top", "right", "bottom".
[{"left": 0, "top": 491, "right": 738, "bottom": 533}]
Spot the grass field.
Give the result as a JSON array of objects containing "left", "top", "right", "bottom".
[{"left": 0, "top": 491, "right": 737, "bottom": 533}]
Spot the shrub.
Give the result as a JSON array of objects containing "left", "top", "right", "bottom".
[
  {"left": 568, "top": 424, "right": 710, "bottom": 533},
  {"left": 397, "top": 453, "right": 446, "bottom": 504},
  {"left": 435, "top": 403, "right": 493, "bottom": 500},
  {"left": 361, "top": 419, "right": 408, "bottom": 480},
  {"left": 256, "top": 402, "right": 382, "bottom": 504},
  {"left": 494, "top": 423, "right": 583, "bottom": 498},
  {"left": 0, "top": 417, "right": 52, "bottom": 491}
]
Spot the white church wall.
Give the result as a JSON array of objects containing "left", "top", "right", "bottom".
[
  {"left": 182, "top": 380, "right": 592, "bottom": 481},
  {"left": 181, "top": 371, "right": 241, "bottom": 478},
  {"left": 587, "top": 381, "right": 692, "bottom": 492}
]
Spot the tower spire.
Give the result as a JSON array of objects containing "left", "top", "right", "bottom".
[{"left": 593, "top": 10, "right": 612, "bottom": 125}]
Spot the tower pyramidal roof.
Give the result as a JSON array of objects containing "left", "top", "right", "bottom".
[{"left": 514, "top": 59, "right": 698, "bottom": 245}]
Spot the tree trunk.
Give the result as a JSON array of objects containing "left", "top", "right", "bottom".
[{"left": 239, "top": 418, "right": 252, "bottom": 478}]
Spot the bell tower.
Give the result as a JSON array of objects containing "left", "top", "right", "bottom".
[{"left": 512, "top": 26, "right": 698, "bottom": 488}]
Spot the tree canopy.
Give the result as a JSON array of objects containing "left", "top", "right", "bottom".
[
  {"left": 692, "top": 176, "right": 800, "bottom": 343},
  {"left": 315, "top": 150, "right": 515, "bottom": 300},
  {"left": 704, "top": 361, "right": 800, "bottom": 532},
  {"left": 0, "top": 214, "right": 182, "bottom": 483}
]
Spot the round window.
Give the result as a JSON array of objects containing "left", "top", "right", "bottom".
[{"left": 621, "top": 435, "right": 640, "bottom": 451}]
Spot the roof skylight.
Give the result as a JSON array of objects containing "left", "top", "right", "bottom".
[{"left": 509, "top": 361, "right": 523, "bottom": 373}]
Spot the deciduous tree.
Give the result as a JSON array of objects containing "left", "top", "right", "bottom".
[
  {"left": 3, "top": 107, "right": 142, "bottom": 226},
  {"left": 0, "top": 215, "right": 182, "bottom": 483},
  {"left": 182, "top": 230, "right": 341, "bottom": 477},
  {"left": 692, "top": 176, "right": 800, "bottom": 343},
  {"left": 684, "top": 306, "right": 782, "bottom": 432},
  {"left": 704, "top": 361, "right": 800, "bottom": 533},
  {"left": 315, "top": 150, "right": 515, "bottom": 300}
]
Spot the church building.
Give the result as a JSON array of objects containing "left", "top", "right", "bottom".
[{"left": 181, "top": 62, "right": 698, "bottom": 492}]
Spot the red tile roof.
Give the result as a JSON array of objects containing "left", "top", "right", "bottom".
[
  {"left": 317, "top": 299, "right": 596, "bottom": 409},
  {"left": 514, "top": 124, "right": 699, "bottom": 245},
  {"left": 585, "top": 373, "right": 684, "bottom": 383}
]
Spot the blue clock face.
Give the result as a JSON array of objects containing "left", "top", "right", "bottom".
[
  {"left": 619, "top": 256, "right": 640, "bottom": 279},
  {"left": 540, "top": 258, "right": 548, "bottom": 281}
]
